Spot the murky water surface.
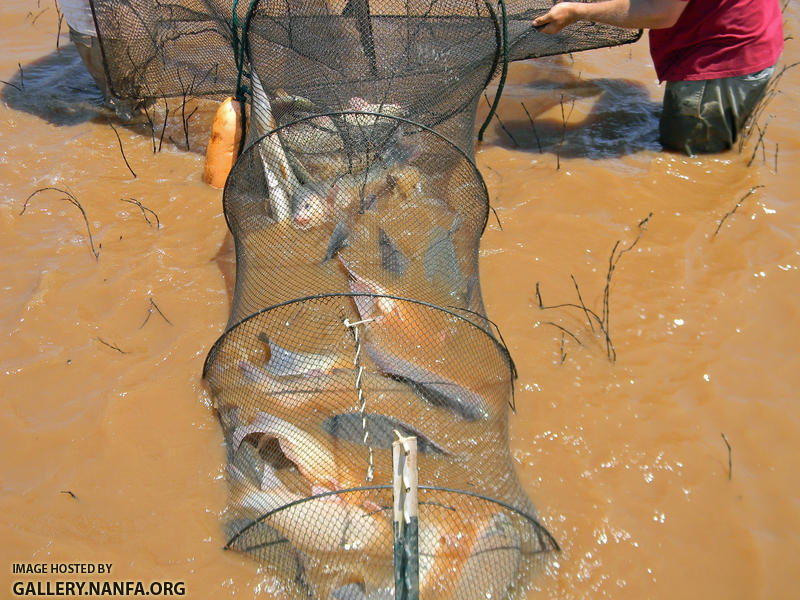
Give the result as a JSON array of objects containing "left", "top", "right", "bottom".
[{"left": 2, "top": 2, "right": 799, "bottom": 598}]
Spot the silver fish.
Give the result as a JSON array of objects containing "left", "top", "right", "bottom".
[
  {"left": 251, "top": 70, "right": 300, "bottom": 222},
  {"left": 363, "top": 341, "right": 488, "bottom": 421},
  {"left": 228, "top": 445, "right": 393, "bottom": 556},
  {"left": 323, "top": 220, "right": 350, "bottom": 262},
  {"left": 424, "top": 225, "right": 464, "bottom": 293},
  {"left": 378, "top": 227, "right": 409, "bottom": 276},
  {"left": 445, "top": 512, "right": 522, "bottom": 600},
  {"left": 255, "top": 332, "right": 338, "bottom": 377},
  {"left": 291, "top": 141, "right": 419, "bottom": 229},
  {"left": 321, "top": 412, "right": 448, "bottom": 455}
]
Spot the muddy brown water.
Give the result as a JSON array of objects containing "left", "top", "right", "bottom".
[{"left": 2, "top": 2, "right": 799, "bottom": 598}]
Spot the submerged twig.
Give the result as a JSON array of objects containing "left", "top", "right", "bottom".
[
  {"left": 483, "top": 92, "right": 518, "bottom": 147},
  {"left": 60, "top": 490, "right": 78, "bottom": 499},
  {"left": 142, "top": 103, "right": 157, "bottom": 153},
  {"left": 140, "top": 297, "right": 174, "bottom": 328},
  {"left": 54, "top": 0, "right": 63, "bottom": 50},
  {"left": 535, "top": 213, "right": 652, "bottom": 362},
  {"left": 740, "top": 61, "right": 800, "bottom": 152},
  {"left": 774, "top": 142, "right": 779, "bottom": 173},
  {"left": 97, "top": 337, "right": 128, "bottom": 354},
  {"left": 602, "top": 212, "right": 652, "bottom": 361},
  {"left": 746, "top": 115, "right": 771, "bottom": 167},
  {"left": 721, "top": 433, "right": 732, "bottom": 480},
  {"left": 30, "top": 7, "right": 49, "bottom": 24},
  {"left": 556, "top": 94, "right": 575, "bottom": 170},
  {"left": 1, "top": 79, "right": 23, "bottom": 92},
  {"left": 178, "top": 70, "right": 200, "bottom": 151},
  {"left": 489, "top": 205, "right": 503, "bottom": 231},
  {"left": 559, "top": 332, "right": 567, "bottom": 364},
  {"left": 183, "top": 105, "right": 198, "bottom": 150},
  {"left": 158, "top": 98, "right": 169, "bottom": 153},
  {"left": 120, "top": 197, "right": 161, "bottom": 228},
  {"left": 21, "top": 187, "right": 100, "bottom": 260},
  {"left": 108, "top": 122, "right": 137, "bottom": 178},
  {"left": 521, "top": 102, "right": 543, "bottom": 153},
  {"left": 18, "top": 63, "right": 25, "bottom": 90},
  {"left": 571, "top": 273, "right": 595, "bottom": 334},
  {"left": 541, "top": 321, "right": 583, "bottom": 346},
  {"left": 712, "top": 185, "right": 764, "bottom": 238}
]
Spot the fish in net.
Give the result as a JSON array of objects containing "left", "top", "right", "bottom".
[{"left": 81, "top": 0, "right": 640, "bottom": 597}]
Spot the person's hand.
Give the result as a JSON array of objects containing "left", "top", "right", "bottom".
[{"left": 532, "top": 3, "right": 580, "bottom": 34}]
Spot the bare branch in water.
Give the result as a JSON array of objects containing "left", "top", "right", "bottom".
[
  {"left": 21, "top": 187, "right": 100, "bottom": 260},
  {"left": 602, "top": 212, "right": 652, "bottom": 361},
  {"left": 97, "top": 337, "right": 128, "bottom": 354},
  {"left": 17, "top": 63, "right": 25, "bottom": 90},
  {"left": 158, "top": 98, "right": 169, "bottom": 153},
  {"left": 541, "top": 321, "right": 583, "bottom": 347},
  {"left": 53, "top": 0, "right": 63, "bottom": 50},
  {"left": 535, "top": 288, "right": 604, "bottom": 327},
  {"left": 521, "top": 102, "right": 543, "bottom": 153},
  {"left": 184, "top": 105, "right": 198, "bottom": 150},
  {"left": 740, "top": 61, "right": 800, "bottom": 151},
  {"left": 747, "top": 115, "right": 772, "bottom": 167},
  {"left": 774, "top": 142, "right": 779, "bottom": 173},
  {"left": 721, "top": 433, "right": 732, "bottom": 480},
  {"left": 0, "top": 79, "right": 23, "bottom": 92},
  {"left": 108, "top": 122, "right": 137, "bottom": 178},
  {"left": 571, "top": 273, "right": 595, "bottom": 334},
  {"left": 120, "top": 197, "right": 161, "bottom": 228},
  {"left": 489, "top": 205, "right": 503, "bottom": 231},
  {"left": 483, "top": 92, "right": 518, "bottom": 147},
  {"left": 535, "top": 214, "right": 652, "bottom": 362},
  {"left": 556, "top": 94, "right": 575, "bottom": 170},
  {"left": 559, "top": 331, "right": 567, "bottom": 364},
  {"left": 142, "top": 103, "right": 157, "bottom": 153},
  {"left": 177, "top": 70, "right": 200, "bottom": 151},
  {"left": 140, "top": 297, "right": 174, "bottom": 328},
  {"left": 713, "top": 185, "right": 764, "bottom": 238},
  {"left": 60, "top": 490, "right": 78, "bottom": 499},
  {"left": 30, "top": 7, "right": 48, "bottom": 24}
]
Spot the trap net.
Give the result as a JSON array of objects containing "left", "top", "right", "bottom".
[{"left": 84, "top": 0, "right": 641, "bottom": 597}]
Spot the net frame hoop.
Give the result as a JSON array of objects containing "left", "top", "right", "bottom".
[
  {"left": 224, "top": 483, "right": 560, "bottom": 553},
  {"left": 246, "top": 8, "right": 503, "bottom": 128},
  {"left": 224, "top": 110, "right": 491, "bottom": 234},
  {"left": 203, "top": 291, "right": 516, "bottom": 384}
]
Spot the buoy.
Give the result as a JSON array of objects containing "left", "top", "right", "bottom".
[{"left": 203, "top": 97, "right": 243, "bottom": 189}]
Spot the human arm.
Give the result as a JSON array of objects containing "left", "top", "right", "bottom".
[{"left": 532, "top": 0, "right": 688, "bottom": 34}]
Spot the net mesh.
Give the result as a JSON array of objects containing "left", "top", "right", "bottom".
[{"left": 85, "top": 0, "right": 640, "bottom": 596}]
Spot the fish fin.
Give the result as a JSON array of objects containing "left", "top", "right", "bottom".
[
  {"left": 239, "top": 359, "right": 274, "bottom": 386},
  {"left": 449, "top": 214, "right": 465, "bottom": 235},
  {"left": 364, "top": 342, "right": 487, "bottom": 420},
  {"left": 424, "top": 226, "right": 464, "bottom": 292},
  {"left": 324, "top": 221, "right": 350, "bottom": 262},
  {"left": 464, "top": 273, "right": 479, "bottom": 309},
  {"left": 326, "top": 183, "right": 340, "bottom": 208},
  {"left": 322, "top": 412, "right": 448, "bottom": 455},
  {"left": 380, "top": 140, "right": 421, "bottom": 169},
  {"left": 378, "top": 227, "right": 409, "bottom": 277}
]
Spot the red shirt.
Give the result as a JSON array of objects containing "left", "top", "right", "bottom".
[{"left": 649, "top": 0, "right": 784, "bottom": 81}]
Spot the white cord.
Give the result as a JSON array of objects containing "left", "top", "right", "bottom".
[{"left": 345, "top": 318, "right": 374, "bottom": 482}]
